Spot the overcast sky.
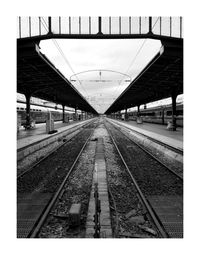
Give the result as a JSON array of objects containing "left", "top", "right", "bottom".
[{"left": 40, "top": 38, "right": 162, "bottom": 113}]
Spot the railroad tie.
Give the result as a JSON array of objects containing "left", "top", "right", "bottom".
[{"left": 85, "top": 138, "right": 112, "bottom": 238}]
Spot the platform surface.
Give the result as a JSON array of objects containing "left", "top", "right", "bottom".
[
  {"left": 17, "top": 120, "right": 88, "bottom": 150},
  {"left": 108, "top": 119, "right": 183, "bottom": 151}
]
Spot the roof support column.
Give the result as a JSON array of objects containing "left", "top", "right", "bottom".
[
  {"left": 171, "top": 92, "right": 177, "bottom": 131},
  {"left": 98, "top": 17, "right": 102, "bottom": 34},
  {"left": 137, "top": 105, "right": 140, "bottom": 117},
  {"left": 149, "top": 17, "right": 152, "bottom": 34},
  {"left": 161, "top": 107, "right": 165, "bottom": 125},
  {"left": 125, "top": 108, "right": 128, "bottom": 121},
  {"left": 75, "top": 107, "right": 78, "bottom": 121},
  {"left": 48, "top": 17, "right": 52, "bottom": 34},
  {"left": 137, "top": 105, "right": 143, "bottom": 124},
  {"left": 81, "top": 110, "right": 84, "bottom": 120},
  {"left": 25, "top": 93, "right": 31, "bottom": 129},
  {"left": 62, "top": 104, "right": 65, "bottom": 123}
]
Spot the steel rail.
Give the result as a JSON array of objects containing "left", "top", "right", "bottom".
[
  {"left": 104, "top": 121, "right": 169, "bottom": 238},
  {"left": 110, "top": 119, "right": 183, "bottom": 155},
  {"left": 17, "top": 119, "right": 94, "bottom": 153},
  {"left": 29, "top": 121, "right": 97, "bottom": 238},
  {"left": 17, "top": 119, "right": 95, "bottom": 179},
  {"left": 107, "top": 119, "right": 183, "bottom": 180}
]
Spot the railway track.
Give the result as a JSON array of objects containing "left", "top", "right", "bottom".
[
  {"left": 17, "top": 119, "right": 96, "bottom": 177},
  {"left": 104, "top": 119, "right": 183, "bottom": 238},
  {"left": 109, "top": 119, "right": 183, "bottom": 155},
  {"left": 39, "top": 120, "right": 159, "bottom": 238},
  {"left": 17, "top": 120, "right": 98, "bottom": 238},
  {"left": 107, "top": 118, "right": 183, "bottom": 178},
  {"left": 17, "top": 117, "right": 183, "bottom": 238}
]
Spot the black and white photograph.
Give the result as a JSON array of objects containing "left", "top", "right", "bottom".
[
  {"left": 16, "top": 15, "right": 183, "bottom": 239},
  {"left": 2, "top": 0, "right": 200, "bottom": 254}
]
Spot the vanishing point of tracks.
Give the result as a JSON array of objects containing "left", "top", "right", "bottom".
[{"left": 17, "top": 118, "right": 183, "bottom": 238}]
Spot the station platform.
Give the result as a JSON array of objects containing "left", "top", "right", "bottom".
[
  {"left": 107, "top": 119, "right": 183, "bottom": 152},
  {"left": 17, "top": 120, "right": 88, "bottom": 151}
]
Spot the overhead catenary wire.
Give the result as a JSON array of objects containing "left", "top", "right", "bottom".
[
  {"left": 112, "top": 17, "right": 161, "bottom": 100},
  {"left": 40, "top": 16, "right": 161, "bottom": 112},
  {"left": 126, "top": 17, "right": 160, "bottom": 79},
  {"left": 126, "top": 17, "right": 160, "bottom": 78},
  {"left": 40, "top": 17, "right": 90, "bottom": 100},
  {"left": 52, "top": 40, "right": 91, "bottom": 98},
  {"left": 111, "top": 39, "right": 147, "bottom": 99}
]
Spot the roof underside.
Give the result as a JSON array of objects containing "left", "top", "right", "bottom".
[
  {"left": 17, "top": 41, "right": 98, "bottom": 114},
  {"left": 105, "top": 39, "right": 183, "bottom": 114}
]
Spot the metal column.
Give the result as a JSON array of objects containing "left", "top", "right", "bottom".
[
  {"left": 137, "top": 105, "right": 140, "bottom": 116},
  {"left": 98, "top": 17, "right": 102, "bottom": 34},
  {"left": 161, "top": 107, "right": 165, "bottom": 125},
  {"left": 48, "top": 17, "right": 52, "bottom": 34},
  {"left": 62, "top": 104, "right": 65, "bottom": 123},
  {"left": 25, "top": 93, "right": 31, "bottom": 128},
  {"left": 171, "top": 93, "right": 177, "bottom": 131},
  {"left": 149, "top": 17, "right": 152, "bottom": 34},
  {"left": 125, "top": 108, "right": 128, "bottom": 121},
  {"left": 75, "top": 107, "right": 78, "bottom": 121}
]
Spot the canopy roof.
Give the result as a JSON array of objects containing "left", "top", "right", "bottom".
[
  {"left": 105, "top": 39, "right": 183, "bottom": 114},
  {"left": 17, "top": 41, "right": 98, "bottom": 114}
]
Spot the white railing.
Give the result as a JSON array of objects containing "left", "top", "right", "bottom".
[{"left": 17, "top": 16, "right": 183, "bottom": 39}]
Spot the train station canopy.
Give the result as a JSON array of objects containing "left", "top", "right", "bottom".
[
  {"left": 17, "top": 41, "right": 98, "bottom": 114},
  {"left": 17, "top": 17, "right": 183, "bottom": 114},
  {"left": 105, "top": 38, "right": 183, "bottom": 114}
]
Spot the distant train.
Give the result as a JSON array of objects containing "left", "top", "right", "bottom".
[
  {"left": 17, "top": 102, "right": 81, "bottom": 126},
  {"left": 120, "top": 103, "right": 183, "bottom": 127}
]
